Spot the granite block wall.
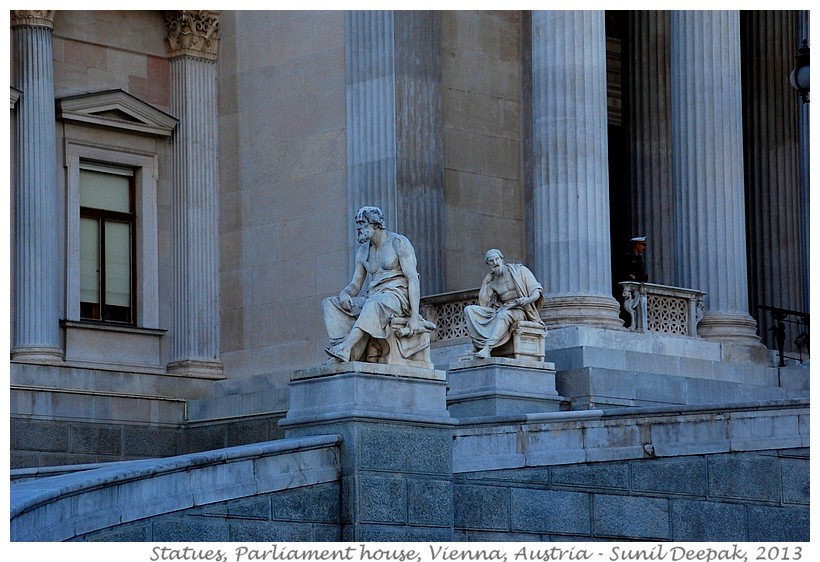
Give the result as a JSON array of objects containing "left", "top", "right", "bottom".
[
  {"left": 52, "top": 447, "right": 808, "bottom": 543},
  {"left": 453, "top": 449, "right": 809, "bottom": 542},
  {"left": 286, "top": 420, "right": 456, "bottom": 542},
  {"left": 73, "top": 482, "right": 341, "bottom": 542}
]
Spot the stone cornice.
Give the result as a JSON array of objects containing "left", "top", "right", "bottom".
[
  {"left": 10, "top": 10, "right": 56, "bottom": 29},
  {"left": 164, "top": 10, "right": 220, "bottom": 62}
]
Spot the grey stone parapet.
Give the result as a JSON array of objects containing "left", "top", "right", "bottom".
[
  {"left": 10, "top": 435, "right": 342, "bottom": 542},
  {"left": 452, "top": 398, "right": 809, "bottom": 472}
]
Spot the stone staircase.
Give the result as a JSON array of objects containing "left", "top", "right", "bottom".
[{"left": 543, "top": 326, "right": 809, "bottom": 409}]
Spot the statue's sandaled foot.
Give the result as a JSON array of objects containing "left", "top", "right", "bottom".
[
  {"left": 325, "top": 345, "right": 348, "bottom": 362},
  {"left": 475, "top": 347, "right": 491, "bottom": 360}
]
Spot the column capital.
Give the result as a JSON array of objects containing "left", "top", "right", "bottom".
[
  {"left": 10, "top": 10, "right": 55, "bottom": 29},
  {"left": 164, "top": 10, "right": 220, "bottom": 62}
]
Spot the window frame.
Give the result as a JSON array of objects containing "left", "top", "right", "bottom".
[
  {"left": 78, "top": 163, "right": 138, "bottom": 324},
  {"left": 65, "top": 142, "right": 160, "bottom": 329}
]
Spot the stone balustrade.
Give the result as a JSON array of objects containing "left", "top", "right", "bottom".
[
  {"left": 421, "top": 289, "right": 479, "bottom": 343},
  {"left": 424, "top": 283, "right": 707, "bottom": 341},
  {"left": 619, "top": 281, "right": 706, "bottom": 337}
]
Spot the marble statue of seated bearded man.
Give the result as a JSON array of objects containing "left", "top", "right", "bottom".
[
  {"left": 464, "top": 248, "right": 544, "bottom": 359},
  {"left": 321, "top": 206, "right": 432, "bottom": 363}
]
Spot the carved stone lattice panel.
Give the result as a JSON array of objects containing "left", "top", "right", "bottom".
[
  {"left": 431, "top": 299, "right": 478, "bottom": 342},
  {"left": 646, "top": 294, "right": 689, "bottom": 335}
]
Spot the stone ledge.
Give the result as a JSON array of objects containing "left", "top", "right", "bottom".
[
  {"left": 452, "top": 399, "right": 809, "bottom": 473},
  {"left": 449, "top": 356, "right": 556, "bottom": 371},
  {"left": 293, "top": 361, "right": 446, "bottom": 381}
]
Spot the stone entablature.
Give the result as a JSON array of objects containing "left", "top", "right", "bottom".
[
  {"left": 164, "top": 11, "right": 220, "bottom": 61},
  {"left": 620, "top": 281, "right": 706, "bottom": 336}
]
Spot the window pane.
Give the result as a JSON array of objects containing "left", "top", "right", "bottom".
[
  {"left": 80, "top": 217, "right": 100, "bottom": 319},
  {"left": 80, "top": 169, "right": 131, "bottom": 213},
  {"left": 104, "top": 221, "right": 131, "bottom": 315}
]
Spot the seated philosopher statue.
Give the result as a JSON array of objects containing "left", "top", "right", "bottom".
[
  {"left": 464, "top": 249, "right": 545, "bottom": 360},
  {"left": 322, "top": 206, "right": 435, "bottom": 366}
]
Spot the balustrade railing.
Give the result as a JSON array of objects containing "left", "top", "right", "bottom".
[
  {"left": 420, "top": 289, "right": 479, "bottom": 343},
  {"left": 618, "top": 282, "right": 705, "bottom": 336},
  {"left": 757, "top": 305, "right": 809, "bottom": 366},
  {"left": 422, "top": 283, "right": 710, "bottom": 344}
]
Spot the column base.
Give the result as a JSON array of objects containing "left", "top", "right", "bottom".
[
  {"left": 10, "top": 346, "right": 64, "bottom": 364},
  {"left": 540, "top": 295, "right": 625, "bottom": 330},
  {"left": 166, "top": 359, "right": 225, "bottom": 380},
  {"left": 698, "top": 313, "right": 765, "bottom": 348}
]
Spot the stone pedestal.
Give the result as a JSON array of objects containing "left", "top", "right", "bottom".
[
  {"left": 281, "top": 362, "right": 455, "bottom": 541},
  {"left": 447, "top": 357, "right": 563, "bottom": 418},
  {"left": 492, "top": 320, "right": 547, "bottom": 361}
]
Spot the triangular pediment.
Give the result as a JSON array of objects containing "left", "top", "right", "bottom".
[{"left": 56, "top": 89, "right": 177, "bottom": 137}]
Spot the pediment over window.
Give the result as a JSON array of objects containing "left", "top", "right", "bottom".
[{"left": 57, "top": 89, "right": 178, "bottom": 137}]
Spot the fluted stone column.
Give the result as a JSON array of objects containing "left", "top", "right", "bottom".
[
  {"left": 11, "top": 11, "right": 63, "bottom": 363},
  {"left": 165, "top": 11, "right": 224, "bottom": 378},
  {"left": 670, "top": 11, "right": 761, "bottom": 346},
  {"left": 741, "top": 11, "right": 806, "bottom": 349},
  {"left": 528, "top": 10, "right": 622, "bottom": 329},
  {"left": 345, "top": 10, "right": 444, "bottom": 295},
  {"left": 626, "top": 11, "right": 675, "bottom": 285}
]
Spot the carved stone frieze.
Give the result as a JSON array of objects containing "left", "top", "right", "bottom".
[
  {"left": 164, "top": 10, "right": 220, "bottom": 62},
  {"left": 10, "top": 11, "right": 56, "bottom": 29}
]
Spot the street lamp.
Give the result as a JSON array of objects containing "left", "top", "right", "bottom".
[{"left": 790, "top": 39, "right": 810, "bottom": 104}]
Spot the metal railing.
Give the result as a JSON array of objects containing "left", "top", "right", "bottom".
[{"left": 757, "top": 305, "right": 809, "bottom": 366}]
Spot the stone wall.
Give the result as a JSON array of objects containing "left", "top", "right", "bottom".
[
  {"left": 73, "top": 482, "right": 341, "bottom": 542},
  {"left": 10, "top": 414, "right": 286, "bottom": 469},
  {"left": 453, "top": 449, "right": 809, "bottom": 542},
  {"left": 55, "top": 448, "right": 810, "bottom": 543},
  {"left": 442, "top": 11, "right": 526, "bottom": 290},
  {"left": 217, "top": 10, "right": 349, "bottom": 377}
]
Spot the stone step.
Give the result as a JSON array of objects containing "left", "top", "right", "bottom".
[
  {"left": 545, "top": 345, "right": 780, "bottom": 386},
  {"left": 557, "top": 367, "right": 809, "bottom": 410}
]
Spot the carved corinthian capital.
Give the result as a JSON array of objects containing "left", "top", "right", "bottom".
[
  {"left": 10, "top": 10, "right": 56, "bottom": 29},
  {"left": 165, "top": 10, "right": 220, "bottom": 62}
]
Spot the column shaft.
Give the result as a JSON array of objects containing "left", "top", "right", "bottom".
[
  {"left": 670, "top": 10, "right": 760, "bottom": 345},
  {"left": 11, "top": 15, "right": 63, "bottom": 362},
  {"left": 626, "top": 11, "right": 675, "bottom": 285},
  {"left": 741, "top": 11, "right": 805, "bottom": 350},
  {"left": 166, "top": 11, "right": 223, "bottom": 377},
  {"left": 345, "top": 10, "right": 444, "bottom": 294},
  {"left": 528, "top": 10, "right": 622, "bottom": 329}
]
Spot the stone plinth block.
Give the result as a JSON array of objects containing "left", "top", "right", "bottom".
[
  {"left": 281, "top": 362, "right": 452, "bottom": 428},
  {"left": 492, "top": 320, "right": 547, "bottom": 362},
  {"left": 447, "top": 357, "right": 563, "bottom": 418}
]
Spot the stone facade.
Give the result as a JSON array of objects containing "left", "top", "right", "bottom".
[{"left": 8, "top": 9, "right": 810, "bottom": 544}]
